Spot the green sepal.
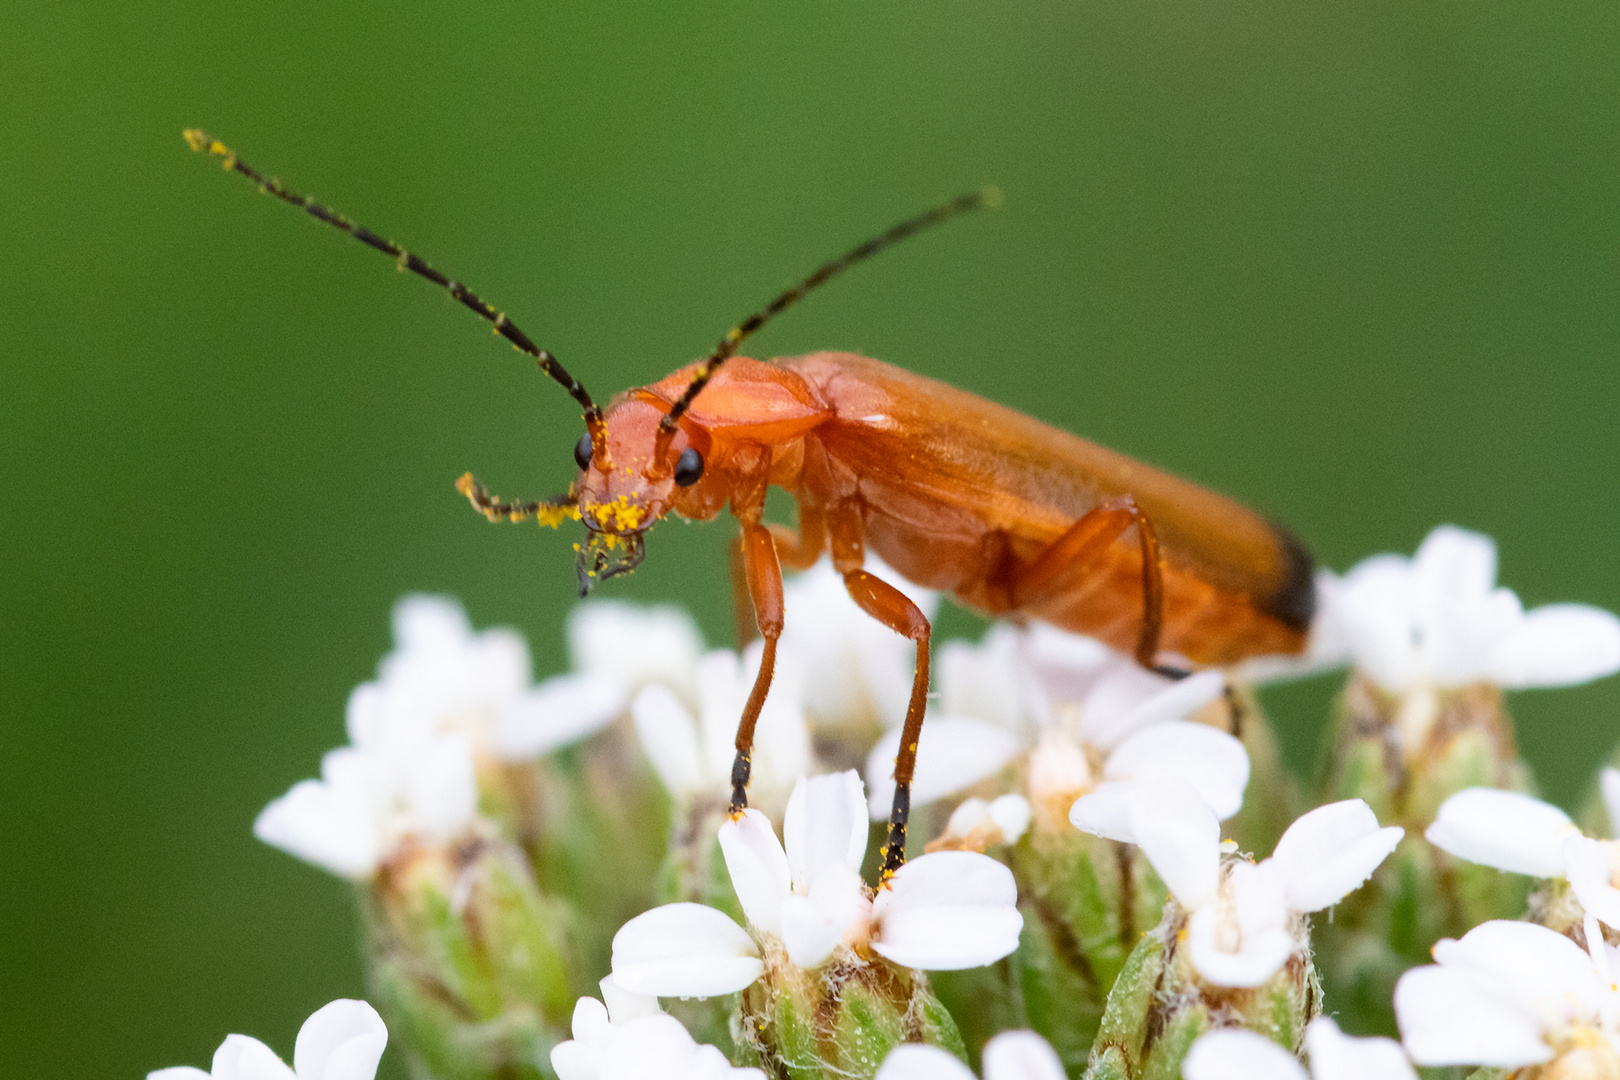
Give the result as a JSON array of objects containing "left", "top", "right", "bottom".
[
  {"left": 363, "top": 832, "right": 574, "bottom": 1080},
  {"left": 736, "top": 949, "right": 965, "bottom": 1080}
]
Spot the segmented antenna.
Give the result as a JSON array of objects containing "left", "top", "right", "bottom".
[
  {"left": 656, "top": 186, "right": 1002, "bottom": 443},
  {"left": 182, "top": 129, "right": 607, "bottom": 454}
]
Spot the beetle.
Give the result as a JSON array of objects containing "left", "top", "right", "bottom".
[{"left": 185, "top": 130, "right": 1315, "bottom": 878}]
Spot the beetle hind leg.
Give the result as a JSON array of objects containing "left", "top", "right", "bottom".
[{"left": 1010, "top": 495, "right": 1174, "bottom": 673}]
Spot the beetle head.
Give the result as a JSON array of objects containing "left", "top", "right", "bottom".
[{"left": 573, "top": 392, "right": 709, "bottom": 596}]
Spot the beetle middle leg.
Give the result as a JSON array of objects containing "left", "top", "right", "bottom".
[
  {"left": 842, "top": 569, "right": 932, "bottom": 881},
  {"left": 1010, "top": 496, "right": 1177, "bottom": 675}
]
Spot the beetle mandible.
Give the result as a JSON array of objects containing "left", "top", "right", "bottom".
[{"left": 185, "top": 131, "right": 1315, "bottom": 879}]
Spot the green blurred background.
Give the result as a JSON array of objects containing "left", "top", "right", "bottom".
[{"left": 3, "top": 1, "right": 1618, "bottom": 1074}]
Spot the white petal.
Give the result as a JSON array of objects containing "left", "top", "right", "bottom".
[
  {"left": 1268, "top": 799, "right": 1402, "bottom": 913},
  {"left": 1395, "top": 965, "right": 1553, "bottom": 1067},
  {"left": 1305, "top": 1017, "right": 1415, "bottom": 1080},
  {"left": 1602, "top": 769, "right": 1620, "bottom": 840},
  {"left": 981, "top": 1030, "right": 1067, "bottom": 1080},
  {"left": 1486, "top": 604, "right": 1620, "bottom": 689},
  {"left": 292, "top": 999, "right": 388, "bottom": 1080},
  {"left": 568, "top": 602, "right": 706, "bottom": 698},
  {"left": 873, "top": 1044, "right": 977, "bottom": 1080},
  {"left": 1077, "top": 664, "right": 1215, "bottom": 750},
  {"left": 864, "top": 717, "right": 1021, "bottom": 819},
  {"left": 1104, "top": 720, "right": 1250, "bottom": 820},
  {"left": 988, "top": 795, "right": 1032, "bottom": 845},
  {"left": 253, "top": 766, "right": 380, "bottom": 880},
  {"left": 740, "top": 640, "right": 815, "bottom": 795},
  {"left": 494, "top": 673, "right": 628, "bottom": 760},
  {"left": 211, "top": 1034, "right": 296, "bottom": 1080},
  {"left": 630, "top": 685, "right": 704, "bottom": 798},
  {"left": 938, "top": 626, "right": 1039, "bottom": 736},
  {"left": 405, "top": 734, "right": 478, "bottom": 841},
  {"left": 783, "top": 771, "right": 868, "bottom": 889},
  {"left": 1563, "top": 837, "right": 1620, "bottom": 932},
  {"left": 1413, "top": 526, "right": 1497, "bottom": 607},
  {"left": 611, "top": 903, "right": 763, "bottom": 997},
  {"left": 1424, "top": 788, "right": 1577, "bottom": 877},
  {"left": 780, "top": 863, "right": 871, "bottom": 969},
  {"left": 597, "top": 1013, "right": 701, "bottom": 1080},
  {"left": 570, "top": 995, "right": 611, "bottom": 1045},
  {"left": 695, "top": 651, "right": 749, "bottom": 786},
  {"left": 599, "top": 975, "right": 662, "bottom": 1026},
  {"left": 718, "top": 810, "right": 791, "bottom": 936},
  {"left": 147, "top": 1070, "right": 212, "bottom": 1080},
  {"left": 871, "top": 851, "right": 1022, "bottom": 970},
  {"left": 1029, "top": 730, "right": 1093, "bottom": 805},
  {"left": 1183, "top": 1029, "right": 1305, "bottom": 1080},
  {"left": 1431, "top": 919, "right": 1606, "bottom": 1027},
  {"left": 1068, "top": 786, "right": 1138, "bottom": 844},
  {"left": 1331, "top": 555, "right": 1422, "bottom": 692},
  {"left": 1129, "top": 781, "right": 1222, "bottom": 909},
  {"left": 549, "top": 1039, "right": 596, "bottom": 1080},
  {"left": 1185, "top": 906, "right": 1295, "bottom": 988}
]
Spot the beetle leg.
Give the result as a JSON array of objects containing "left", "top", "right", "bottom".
[
  {"left": 843, "top": 569, "right": 932, "bottom": 882},
  {"left": 1010, "top": 496, "right": 1173, "bottom": 674},
  {"left": 728, "top": 522, "right": 785, "bottom": 817},
  {"left": 727, "top": 508, "right": 829, "bottom": 647}
]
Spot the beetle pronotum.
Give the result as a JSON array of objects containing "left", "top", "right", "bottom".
[{"left": 185, "top": 130, "right": 1314, "bottom": 879}]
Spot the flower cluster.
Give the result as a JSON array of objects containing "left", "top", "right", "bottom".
[{"left": 150, "top": 525, "right": 1620, "bottom": 1080}]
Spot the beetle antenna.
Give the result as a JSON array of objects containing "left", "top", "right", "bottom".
[
  {"left": 657, "top": 185, "right": 1001, "bottom": 438},
  {"left": 182, "top": 129, "right": 608, "bottom": 452}
]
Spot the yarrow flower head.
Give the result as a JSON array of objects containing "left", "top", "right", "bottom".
[
  {"left": 1183, "top": 1017, "right": 1416, "bottom": 1080},
  {"left": 148, "top": 999, "right": 387, "bottom": 1080},
  {"left": 1313, "top": 525, "right": 1620, "bottom": 695},
  {"left": 610, "top": 770, "right": 1023, "bottom": 992},
  {"left": 865, "top": 620, "right": 1240, "bottom": 823},
  {"left": 1071, "top": 785, "right": 1402, "bottom": 987},
  {"left": 1427, "top": 775, "right": 1620, "bottom": 934},
  {"left": 550, "top": 976, "right": 763, "bottom": 1080},
  {"left": 630, "top": 642, "right": 812, "bottom": 808},
  {"left": 1395, "top": 917, "right": 1620, "bottom": 1071}
]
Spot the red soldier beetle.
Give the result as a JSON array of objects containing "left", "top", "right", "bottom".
[{"left": 185, "top": 131, "right": 1315, "bottom": 879}]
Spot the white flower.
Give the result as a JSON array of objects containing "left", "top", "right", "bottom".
[
  {"left": 253, "top": 728, "right": 477, "bottom": 879},
  {"left": 630, "top": 643, "right": 812, "bottom": 804},
  {"left": 1184, "top": 1018, "right": 1416, "bottom": 1080},
  {"left": 1395, "top": 916, "right": 1620, "bottom": 1068},
  {"left": 874, "top": 1030, "right": 1065, "bottom": 1080},
  {"left": 865, "top": 623, "right": 1238, "bottom": 820},
  {"left": 1426, "top": 779, "right": 1620, "bottom": 932},
  {"left": 778, "top": 557, "right": 939, "bottom": 733},
  {"left": 932, "top": 794, "right": 1033, "bottom": 850},
  {"left": 147, "top": 998, "right": 387, "bottom": 1080},
  {"left": 549, "top": 976, "right": 763, "bottom": 1080},
  {"left": 359, "top": 594, "right": 631, "bottom": 762},
  {"left": 1071, "top": 786, "right": 1402, "bottom": 987},
  {"left": 610, "top": 771, "right": 1022, "bottom": 996},
  {"left": 567, "top": 600, "right": 707, "bottom": 706},
  {"left": 1312, "top": 525, "right": 1620, "bottom": 694}
]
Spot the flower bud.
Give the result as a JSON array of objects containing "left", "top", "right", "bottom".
[
  {"left": 1083, "top": 900, "right": 1317, "bottom": 1080},
  {"left": 365, "top": 827, "right": 575, "bottom": 1079},
  {"left": 734, "top": 944, "right": 966, "bottom": 1079}
]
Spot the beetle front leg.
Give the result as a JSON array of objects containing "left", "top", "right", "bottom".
[
  {"left": 843, "top": 569, "right": 932, "bottom": 882},
  {"left": 728, "top": 522, "right": 785, "bottom": 816},
  {"left": 727, "top": 506, "right": 828, "bottom": 646}
]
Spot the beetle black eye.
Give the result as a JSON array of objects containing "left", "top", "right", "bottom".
[
  {"left": 673, "top": 447, "right": 705, "bottom": 487},
  {"left": 573, "top": 432, "right": 594, "bottom": 471}
]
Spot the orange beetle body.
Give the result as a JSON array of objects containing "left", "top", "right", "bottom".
[{"left": 587, "top": 352, "right": 1312, "bottom": 668}]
